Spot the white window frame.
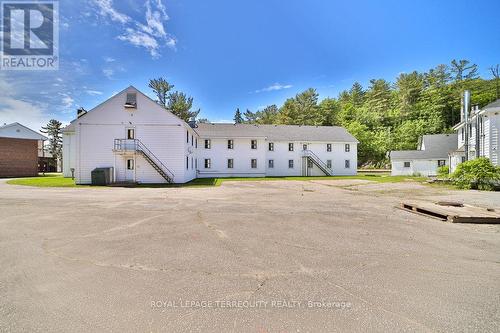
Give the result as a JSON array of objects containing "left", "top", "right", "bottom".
[
  {"left": 251, "top": 159, "right": 257, "bottom": 169},
  {"left": 327, "top": 143, "right": 332, "bottom": 152},
  {"left": 288, "top": 159, "right": 294, "bottom": 168},
  {"left": 228, "top": 139, "right": 234, "bottom": 149},
  {"left": 227, "top": 158, "right": 234, "bottom": 169},
  {"left": 288, "top": 143, "right": 294, "bottom": 151},
  {"left": 204, "top": 159, "right": 211, "bottom": 169},
  {"left": 268, "top": 159, "right": 274, "bottom": 168},
  {"left": 345, "top": 160, "right": 350, "bottom": 169},
  {"left": 251, "top": 140, "right": 257, "bottom": 150},
  {"left": 205, "top": 139, "right": 211, "bottom": 149},
  {"left": 404, "top": 161, "right": 411, "bottom": 168},
  {"left": 345, "top": 144, "right": 350, "bottom": 152},
  {"left": 327, "top": 160, "right": 332, "bottom": 169},
  {"left": 269, "top": 142, "right": 274, "bottom": 151}
]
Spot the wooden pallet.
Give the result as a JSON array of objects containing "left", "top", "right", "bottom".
[{"left": 400, "top": 201, "right": 500, "bottom": 224}]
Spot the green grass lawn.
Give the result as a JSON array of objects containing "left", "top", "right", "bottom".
[
  {"left": 7, "top": 174, "right": 81, "bottom": 187},
  {"left": 6, "top": 173, "right": 427, "bottom": 188}
]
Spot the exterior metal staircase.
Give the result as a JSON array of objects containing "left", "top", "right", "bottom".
[
  {"left": 113, "top": 139, "right": 175, "bottom": 183},
  {"left": 302, "top": 149, "right": 333, "bottom": 176}
]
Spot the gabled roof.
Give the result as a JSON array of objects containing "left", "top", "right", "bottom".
[
  {"left": 390, "top": 133, "right": 457, "bottom": 160},
  {"left": 196, "top": 123, "right": 359, "bottom": 142},
  {"left": 68, "top": 86, "right": 190, "bottom": 128},
  {"left": 0, "top": 122, "right": 47, "bottom": 140}
]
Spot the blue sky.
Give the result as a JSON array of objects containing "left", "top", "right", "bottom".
[{"left": 1, "top": 0, "right": 500, "bottom": 130}]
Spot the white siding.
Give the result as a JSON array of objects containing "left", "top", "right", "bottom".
[
  {"left": 391, "top": 159, "right": 444, "bottom": 176},
  {"left": 74, "top": 87, "right": 198, "bottom": 184},
  {"left": 66, "top": 87, "right": 358, "bottom": 183},
  {"left": 197, "top": 138, "right": 267, "bottom": 178},
  {"left": 197, "top": 139, "right": 357, "bottom": 177},
  {"left": 490, "top": 115, "right": 499, "bottom": 165},
  {"left": 62, "top": 131, "right": 76, "bottom": 177}
]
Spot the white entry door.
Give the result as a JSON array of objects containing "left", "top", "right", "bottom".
[{"left": 125, "top": 157, "right": 135, "bottom": 181}]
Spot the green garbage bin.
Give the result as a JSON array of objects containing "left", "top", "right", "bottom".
[{"left": 91, "top": 168, "right": 112, "bottom": 185}]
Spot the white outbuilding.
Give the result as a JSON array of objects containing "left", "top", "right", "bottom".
[{"left": 389, "top": 134, "right": 457, "bottom": 177}]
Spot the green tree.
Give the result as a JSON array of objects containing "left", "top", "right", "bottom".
[
  {"left": 243, "top": 109, "right": 258, "bottom": 123},
  {"left": 255, "top": 105, "right": 279, "bottom": 124},
  {"left": 278, "top": 88, "right": 321, "bottom": 125},
  {"left": 234, "top": 108, "right": 244, "bottom": 124},
  {"left": 395, "top": 71, "right": 425, "bottom": 120},
  {"left": 450, "top": 59, "right": 478, "bottom": 81},
  {"left": 149, "top": 77, "right": 174, "bottom": 107},
  {"left": 167, "top": 91, "right": 200, "bottom": 122},
  {"left": 41, "top": 119, "right": 63, "bottom": 165}
]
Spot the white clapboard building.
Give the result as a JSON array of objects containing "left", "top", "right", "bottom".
[
  {"left": 450, "top": 98, "right": 500, "bottom": 172},
  {"left": 389, "top": 134, "right": 457, "bottom": 177},
  {"left": 63, "top": 86, "right": 358, "bottom": 184}
]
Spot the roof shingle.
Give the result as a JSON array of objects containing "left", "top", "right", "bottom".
[{"left": 195, "top": 123, "right": 358, "bottom": 142}]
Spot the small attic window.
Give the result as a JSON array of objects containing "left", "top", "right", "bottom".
[{"left": 125, "top": 93, "right": 137, "bottom": 108}]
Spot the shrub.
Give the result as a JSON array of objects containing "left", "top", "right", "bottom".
[
  {"left": 437, "top": 165, "right": 450, "bottom": 179},
  {"left": 450, "top": 158, "right": 500, "bottom": 190}
]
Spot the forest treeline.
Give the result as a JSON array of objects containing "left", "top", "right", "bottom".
[{"left": 233, "top": 60, "right": 500, "bottom": 167}]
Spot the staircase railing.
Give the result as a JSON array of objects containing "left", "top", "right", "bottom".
[
  {"left": 302, "top": 149, "right": 333, "bottom": 176},
  {"left": 114, "top": 139, "right": 175, "bottom": 183}
]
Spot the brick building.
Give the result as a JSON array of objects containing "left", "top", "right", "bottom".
[{"left": 0, "top": 123, "right": 48, "bottom": 178}]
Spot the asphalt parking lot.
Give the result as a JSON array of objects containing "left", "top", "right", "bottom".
[{"left": 1, "top": 179, "right": 499, "bottom": 332}]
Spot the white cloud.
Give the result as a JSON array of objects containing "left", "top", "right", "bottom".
[
  {"left": 0, "top": 98, "right": 49, "bottom": 132},
  {"left": 0, "top": 76, "right": 50, "bottom": 132},
  {"left": 60, "top": 94, "right": 74, "bottom": 109},
  {"left": 90, "top": 0, "right": 175, "bottom": 58},
  {"left": 102, "top": 68, "right": 114, "bottom": 79},
  {"left": 118, "top": 28, "right": 160, "bottom": 58},
  {"left": 86, "top": 90, "right": 103, "bottom": 96},
  {"left": 212, "top": 119, "right": 233, "bottom": 124},
  {"left": 91, "top": 0, "right": 131, "bottom": 24},
  {"left": 254, "top": 83, "right": 293, "bottom": 93},
  {"left": 103, "top": 56, "right": 115, "bottom": 62}
]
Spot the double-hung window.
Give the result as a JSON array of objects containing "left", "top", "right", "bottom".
[
  {"left": 205, "top": 139, "right": 211, "bottom": 149},
  {"left": 288, "top": 143, "right": 294, "bottom": 151},
  {"left": 228, "top": 140, "right": 234, "bottom": 149},
  {"left": 327, "top": 144, "right": 332, "bottom": 152},
  {"left": 251, "top": 159, "right": 257, "bottom": 168},
  {"left": 251, "top": 140, "right": 257, "bottom": 149}
]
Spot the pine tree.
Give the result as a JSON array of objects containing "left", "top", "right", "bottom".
[
  {"left": 149, "top": 77, "right": 174, "bottom": 107},
  {"left": 167, "top": 91, "right": 200, "bottom": 122},
  {"left": 450, "top": 59, "right": 478, "bottom": 81},
  {"left": 234, "top": 108, "right": 243, "bottom": 124},
  {"left": 41, "top": 119, "right": 63, "bottom": 166}
]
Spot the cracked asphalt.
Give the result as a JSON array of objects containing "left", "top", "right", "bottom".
[{"left": 0, "top": 179, "right": 499, "bottom": 332}]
